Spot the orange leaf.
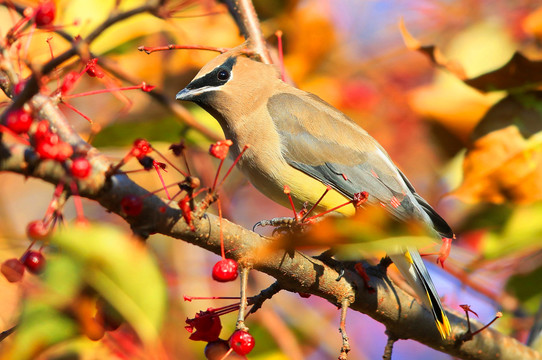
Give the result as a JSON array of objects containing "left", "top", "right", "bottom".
[{"left": 453, "top": 125, "right": 542, "bottom": 204}]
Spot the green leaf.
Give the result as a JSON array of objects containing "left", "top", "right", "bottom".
[
  {"left": 7, "top": 224, "right": 167, "bottom": 359},
  {"left": 7, "top": 302, "right": 80, "bottom": 360},
  {"left": 52, "top": 225, "right": 167, "bottom": 344}
]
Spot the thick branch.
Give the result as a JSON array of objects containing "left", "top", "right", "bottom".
[
  {"left": 0, "top": 1, "right": 539, "bottom": 359},
  {"left": 0, "top": 140, "right": 539, "bottom": 360}
]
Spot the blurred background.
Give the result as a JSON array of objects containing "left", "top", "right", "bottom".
[{"left": 1, "top": 0, "right": 542, "bottom": 359}]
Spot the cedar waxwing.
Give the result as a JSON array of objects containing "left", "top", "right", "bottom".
[{"left": 176, "top": 43, "right": 453, "bottom": 340}]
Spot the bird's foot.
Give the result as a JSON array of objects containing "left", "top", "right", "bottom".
[
  {"left": 436, "top": 237, "right": 453, "bottom": 268},
  {"left": 253, "top": 216, "right": 306, "bottom": 235},
  {"left": 420, "top": 237, "right": 453, "bottom": 268}
]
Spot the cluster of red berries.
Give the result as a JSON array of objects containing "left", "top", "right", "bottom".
[
  {"left": 1, "top": 251, "right": 45, "bottom": 282},
  {"left": 204, "top": 331, "right": 255, "bottom": 358},
  {"left": 3, "top": 105, "right": 93, "bottom": 179},
  {"left": 1, "top": 219, "right": 49, "bottom": 282},
  {"left": 33, "top": 120, "right": 73, "bottom": 161},
  {"left": 185, "top": 304, "right": 256, "bottom": 357}
]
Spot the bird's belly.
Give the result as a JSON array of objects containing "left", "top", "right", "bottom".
[{"left": 242, "top": 160, "right": 355, "bottom": 217}]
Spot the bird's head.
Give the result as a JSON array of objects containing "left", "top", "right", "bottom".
[{"left": 175, "top": 43, "right": 280, "bottom": 120}]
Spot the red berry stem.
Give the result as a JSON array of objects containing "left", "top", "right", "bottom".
[
  {"left": 45, "top": 36, "right": 55, "bottom": 60},
  {"left": 70, "top": 181, "right": 86, "bottom": 223},
  {"left": 7, "top": 13, "right": 33, "bottom": 42},
  {"left": 150, "top": 146, "right": 189, "bottom": 177},
  {"left": 217, "top": 144, "right": 250, "bottom": 189},
  {"left": 152, "top": 160, "right": 171, "bottom": 200},
  {"left": 140, "top": 180, "right": 186, "bottom": 198},
  {"left": 169, "top": 141, "right": 192, "bottom": 175},
  {"left": 283, "top": 185, "right": 298, "bottom": 221},
  {"left": 212, "top": 158, "right": 225, "bottom": 192},
  {"left": 301, "top": 185, "right": 332, "bottom": 222},
  {"left": 303, "top": 192, "right": 368, "bottom": 223},
  {"left": 61, "top": 101, "right": 93, "bottom": 124},
  {"left": 62, "top": 82, "right": 155, "bottom": 99},
  {"left": 43, "top": 181, "right": 66, "bottom": 222}
]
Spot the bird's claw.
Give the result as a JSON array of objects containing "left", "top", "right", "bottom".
[
  {"left": 436, "top": 237, "right": 453, "bottom": 268},
  {"left": 252, "top": 216, "right": 302, "bottom": 233}
]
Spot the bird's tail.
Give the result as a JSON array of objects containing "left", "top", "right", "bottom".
[{"left": 389, "top": 248, "right": 451, "bottom": 340}]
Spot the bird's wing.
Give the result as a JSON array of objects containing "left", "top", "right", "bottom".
[
  {"left": 268, "top": 91, "right": 453, "bottom": 239},
  {"left": 268, "top": 91, "right": 419, "bottom": 222}
]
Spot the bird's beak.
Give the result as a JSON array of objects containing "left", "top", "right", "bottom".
[{"left": 175, "top": 87, "right": 193, "bottom": 101}]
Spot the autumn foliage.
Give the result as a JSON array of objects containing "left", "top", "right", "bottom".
[{"left": 1, "top": 1, "right": 542, "bottom": 360}]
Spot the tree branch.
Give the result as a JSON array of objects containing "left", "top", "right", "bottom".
[
  {"left": 221, "top": 0, "right": 272, "bottom": 64},
  {"left": 1, "top": 137, "right": 540, "bottom": 360},
  {"left": 0, "top": 1, "right": 539, "bottom": 359}
]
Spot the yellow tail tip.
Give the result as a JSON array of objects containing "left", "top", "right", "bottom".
[{"left": 436, "top": 313, "right": 452, "bottom": 340}]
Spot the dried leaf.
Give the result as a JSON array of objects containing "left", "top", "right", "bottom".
[
  {"left": 399, "top": 18, "right": 466, "bottom": 79},
  {"left": 401, "top": 20, "right": 541, "bottom": 93},
  {"left": 464, "top": 52, "right": 542, "bottom": 92},
  {"left": 471, "top": 91, "right": 542, "bottom": 141}
]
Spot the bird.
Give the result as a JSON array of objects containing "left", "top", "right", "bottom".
[{"left": 175, "top": 42, "right": 453, "bottom": 340}]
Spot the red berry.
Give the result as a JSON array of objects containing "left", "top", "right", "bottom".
[
  {"left": 209, "top": 140, "right": 233, "bottom": 160},
  {"left": 212, "top": 259, "right": 238, "bottom": 282},
  {"left": 5, "top": 109, "right": 33, "bottom": 134},
  {"left": 54, "top": 142, "right": 73, "bottom": 162},
  {"left": 36, "top": 140, "right": 58, "bottom": 159},
  {"left": 13, "top": 80, "right": 26, "bottom": 95},
  {"left": 229, "top": 330, "right": 255, "bottom": 356},
  {"left": 86, "top": 59, "right": 105, "bottom": 78},
  {"left": 86, "top": 66, "right": 104, "bottom": 78},
  {"left": 120, "top": 195, "right": 143, "bottom": 216},
  {"left": 71, "top": 157, "right": 91, "bottom": 178},
  {"left": 22, "top": 251, "right": 46, "bottom": 274},
  {"left": 141, "top": 82, "right": 155, "bottom": 92},
  {"left": 40, "top": 131, "right": 60, "bottom": 145},
  {"left": 34, "top": 120, "right": 51, "bottom": 141},
  {"left": 131, "top": 138, "right": 151, "bottom": 159},
  {"left": 204, "top": 339, "right": 231, "bottom": 359},
  {"left": 1, "top": 258, "right": 25, "bottom": 282},
  {"left": 60, "top": 71, "right": 79, "bottom": 94},
  {"left": 34, "top": 1, "right": 56, "bottom": 28},
  {"left": 26, "top": 220, "right": 49, "bottom": 240}
]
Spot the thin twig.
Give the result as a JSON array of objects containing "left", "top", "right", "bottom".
[
  {"left": 382, "top": 331, "right": 398, "bottom": 360},
  {"left": 249, "top": 281, "right": 283, "bottom": 314},
  {"left": 236, "top": 267, "right": 250, "bottom": 331},
  {"left": 222, "top": 0, "right": 272, "bottom": 64},
  {"left": 0, "top": 325, "right": 16, "bottom": 342},
  {"left": 338, "top": 299, "right": 351, "bottom": 360}
]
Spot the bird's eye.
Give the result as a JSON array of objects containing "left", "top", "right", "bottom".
[{"left": 217, "top": 69, "right": 230, "bottom": 81}]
